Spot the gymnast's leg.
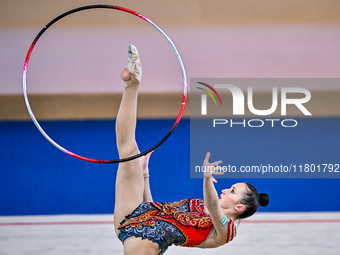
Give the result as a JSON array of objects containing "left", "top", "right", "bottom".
[
  {"left": 113, "top": 46, "right": 160, "bottom": 255},
  {"left": 113, "top": 45, "right": 144, "bottom": 235}
]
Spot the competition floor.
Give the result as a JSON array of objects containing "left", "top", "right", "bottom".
[{"left": 1, "top": 212, "right": 340, "bottom": 255}]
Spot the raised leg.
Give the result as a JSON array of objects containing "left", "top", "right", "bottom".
[{"left": 113, "top": 45, "right": 144, "bottom": 235}]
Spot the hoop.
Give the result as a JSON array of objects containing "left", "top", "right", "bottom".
[{"left": 23, "top": 5, "right": 187, "bottom": 163}]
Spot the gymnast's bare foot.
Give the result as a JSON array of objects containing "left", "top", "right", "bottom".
[{"left": 121, "top": 44, "right": 142, "bottom": 88}]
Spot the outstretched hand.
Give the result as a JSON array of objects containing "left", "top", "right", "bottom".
[{"left": 203, "top": 152, "right": 224, "bottom": 183}]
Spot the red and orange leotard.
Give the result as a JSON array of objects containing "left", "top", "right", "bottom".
[{"left": 118, "top": 198, "right": 237, "bottom": 254}]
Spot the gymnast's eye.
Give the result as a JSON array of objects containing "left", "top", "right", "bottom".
[{"left": 231, "top": 189, "right": 235, "bottom": 194}]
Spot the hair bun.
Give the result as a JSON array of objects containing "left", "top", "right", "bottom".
[{"left": 259, "top": 193, "right": 269, "bottom": 207}]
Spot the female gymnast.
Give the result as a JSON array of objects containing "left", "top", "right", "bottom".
[{"left": 114, "top": 45, "right": 269, "bottom": 255}]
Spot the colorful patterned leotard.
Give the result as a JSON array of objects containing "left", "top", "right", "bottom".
[{"left": 118, "top": 198, "right": 237, "bottom": 255}]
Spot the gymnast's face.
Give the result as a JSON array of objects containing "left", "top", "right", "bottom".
[{"left": 219, "top": 183, "right": 247, "bottom": 211}]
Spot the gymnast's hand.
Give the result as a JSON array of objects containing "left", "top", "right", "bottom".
[
  {"left": 140, "top": 151, "right": 153, "bottom": 176},
  {"left": 203, "top": 152, "right": 224, "bottom": 183}
]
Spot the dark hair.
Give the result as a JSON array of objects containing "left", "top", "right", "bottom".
[{"left": 237, "top": 183, "right": 269, "bottom": 219}]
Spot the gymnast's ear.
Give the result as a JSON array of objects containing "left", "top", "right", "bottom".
[{"left": 235, "top": 204, "right": 245, "bottom": 212}]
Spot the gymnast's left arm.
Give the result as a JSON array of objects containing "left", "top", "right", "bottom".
[
  {"left": 202, "top": 152, "right": 228, "bottom": 246},
  {"left": 140, "top": 151, "right": 153, "bottom": 202}
]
